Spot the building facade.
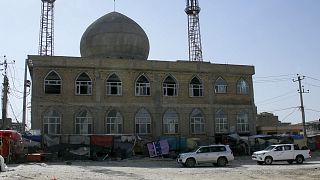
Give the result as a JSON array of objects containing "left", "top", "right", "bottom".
[{"left": 27, "top": 11, "right": 256, "bottom": 142}]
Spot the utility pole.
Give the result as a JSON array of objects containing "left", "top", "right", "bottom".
[
  {"left": 22, "top": 59, "right": 31, "bottom": 133},
  {"left": 293, "top": 74, "right": 309, "bottom": 138},
  {"left": 1, "top": 55, "right": 15, "bottom": 129}
]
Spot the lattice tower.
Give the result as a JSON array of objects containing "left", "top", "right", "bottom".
[
  {"left": 185, "top": 0, "right": 203, "bottom": 61},
  {"left": 38, "top": 0, "right": 56, "bottom": 56}
]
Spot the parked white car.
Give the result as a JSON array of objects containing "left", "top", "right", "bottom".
[
  {"left": 176, "top": 144, "right": 234, "bottom": 167},
  {"left": 252, "top": 144, "right": 311, "bottom": 165}
]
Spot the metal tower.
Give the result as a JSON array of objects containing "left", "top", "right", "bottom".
[
  {"left": 185, "top": 0, "right": 203, "bottom": 61},
  {"left": 38, "top": 0, "right": 56, "bottom": 56}
]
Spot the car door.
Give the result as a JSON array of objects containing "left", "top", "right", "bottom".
[
  {"left": 282, "top": 145, "right": 294, "bottom": 160},
  {"left": 196, "top": 147, "right": 211, "bottom": 163},
  {"left": 209, "top": 146, "right": 226, "bottom": 162},
  {"left": 273, "top": 146, "right": 285, "bottom": 160}
]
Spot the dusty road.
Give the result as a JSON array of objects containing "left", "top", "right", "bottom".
[{"left": 1, "top": 152, "right": 320, "bottom": 180}]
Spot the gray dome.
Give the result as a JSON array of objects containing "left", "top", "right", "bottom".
[{"left": 80, "top": 12, "right": 150, "bottom": 60}]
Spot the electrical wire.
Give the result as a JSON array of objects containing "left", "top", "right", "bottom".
[{"left": 255, "top": 90, "right": 297, "bottom": 104}]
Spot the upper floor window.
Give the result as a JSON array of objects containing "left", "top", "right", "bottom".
[
  {"left": 75, "top": 109, "right": 93, "bottom": 134},
  {"left": 163, "top": 110, "right": 179, "bottom": 134},
  {"left": 135, "top": 108, "right": 151, "bottom": 134},
  {"left": 215, "top": 109, "right": 229, "bottom": 133},
  {"left": 44, "top": 71, "right": 62, "bottom": 94},
  {"left": 75, "top": 73, "right": 92, "bottom": 95},
  {"left": 135, "top": 75, "right": 150, "bottom": 96},
  {"left": 189, "top": 76, "right": 203, "bottom": 97},
  {"left": 214, "top": 77, "right": 227, "bottom": 94},
  {"left": 237, "top": 78, "right": 249, "bottom": 94},
  {"left": 237, "top": 110, "right": 249, "bottom": 133},
  {"left": 106, "top": 109, "right": 123, "bottom": 134},
  {"left": 163, "top": 75, "right": 178, "bottom": 96},
  {"left": 43, "top": 109, "right": 61, "bottom": 135},
  {"left": 190, "top": 109, "right": 205, "bottom": 134},
  {"left": 106, "top": 73, "right": 122, "bottom": 96}
]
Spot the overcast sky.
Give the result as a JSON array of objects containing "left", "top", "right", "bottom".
[{"left": 0, "top": 0, "right": 320, "bottom": 128}]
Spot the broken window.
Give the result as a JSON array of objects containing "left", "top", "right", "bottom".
[
  {"left": 163, "top": 75, "right": 178, "bottom": 96},
  {"left": 106, "top": 73, "right": 122, "bottom": 95},
  {"left": 75, "top": 72, "right": 92, "bottom": 95},
  {"left": 189, "top": 76, "right": 203, "bottom": 97},
  {"left": 44, "top": 70, "right": 62, "bottom": 94}
]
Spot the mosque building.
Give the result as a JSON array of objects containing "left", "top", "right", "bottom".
[{"left": 27, "top": 11, "right": 256, "bottom": 143}]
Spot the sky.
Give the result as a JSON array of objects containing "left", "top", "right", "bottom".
[{"left": 0, "top": 0, "right": 320, "bottom": 128}]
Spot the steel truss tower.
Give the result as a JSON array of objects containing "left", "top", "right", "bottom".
[
  {"left": 185, "top": 0, "right": 203, "bottom": 61},
  {"left": 39, "top": 0, "right": 56, "bottom": 56}
]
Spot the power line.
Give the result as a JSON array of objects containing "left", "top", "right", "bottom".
[{"left": 256, "top": 90, "right": 297, "bottom": 104}]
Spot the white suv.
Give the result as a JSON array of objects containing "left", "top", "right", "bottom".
[{"left": 176, "top": 145, "right": 234, "bottom": 167}]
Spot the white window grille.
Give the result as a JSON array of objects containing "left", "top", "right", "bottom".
[
  {"left": 44, "top": 71, "right": 62, "bottom": 94},
  {"left": 135, "top": 109, "right": 151, "bottom": 134},
  {"left": 43, "top": 110, "right": 61, "bottom": 135},
  {"left": 75, "top": 110, "right": 92, "bottom": 134},
  {"left": 163, "top": 110, "right": 179, "bottom": 134},
  {"left": 214, "top": 77, "right": 227, "bottom": 93},
  {"left": 135, "top": 75, "right": 150, "bottom": 96},
  {"left": 75, "top": 73, "right": 92, "bottom": 95},
  {"left": 237, "top": 110, "right": 249, "bottom": 133},
  {"left": 106, "top": 110, "right": 123, "bottom": 134},
  {"left": 189, "top": 77, "right": 203, "bottom": 97},
  {"left": 106, "top": 74, "right": 122, "bottom": 95},
  {"left": 163, "top": 76, "right": 178, "bottom": 96},
  {"left": 237, "top": 78, "right": 249, "bottom": 94},
  {"left": 190, "top": 109, "right": 205, "bottom": 134}
]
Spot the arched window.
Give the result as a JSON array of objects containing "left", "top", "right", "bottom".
[
  {"left": 44, "top": 71, "right": 62, "bottom": 94},
  {"left": 75, "top": 109, "right": 93, "bottom": 134},
  {"left": 43, "top": 109, "right": 61, "bottom": 135},
  {"left": 214, "top": 77, "right": 227, "bottom": 93},
  {"left": 190, "top": 109, "right": 205, "bottom": 134},
  {"left": 215, "top": 109, "right": 228, "bottom": 133},
  {"left": 189, "top": 76, "right": 203, "bottom": 97},
  {"left": 135, "top": 75, "right": 150, "bottom": 96},
  {"left": 106, "top": 73, "right": 122, "bottom": 95},
  {"left": 135, "top": 108, "right": 151, "bottom": 134},
  {"left": 75, "top": 73, "right": 92, "bottom": 95},
  {"left": 237, "top": 110, "right": 249, "bottom": 133},
  {"left": 163, "top": 110, "right": 179, "bottom": 134},
  {"left": 106, "top": 110, "right": 123, "bottom": 134},
  {"left": 163, "top": 75, "right": 178, "bottom": 96},
  {"left": 237, "top": 78, "right": 249, "bottom": 94}
]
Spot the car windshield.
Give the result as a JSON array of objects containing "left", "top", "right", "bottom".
[{"left": 264, "top": 145, "right": 275, "bottom": 151}]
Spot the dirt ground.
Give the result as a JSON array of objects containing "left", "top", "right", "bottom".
[{"left": 1, "top": 152, "right": 320, "bottom": 180}]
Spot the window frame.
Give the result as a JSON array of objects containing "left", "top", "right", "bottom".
[
  {"left": 135, "top": 75, "right": 151, "bottom": 96},
  {"left": 43, "top": 110, "right": 61, "bottom": 135},
  {"left": 135, "top": 109, "right": 151, "bottom": 134},
  {"left": 163, "top": 75, "right": 178, "bottom": 97},
  {"left": 214, "top": 77, "right": 227, "bottom": 94},
  {"left": 106, "top": 73, "right": 122, "bottom": 96},
  {"left": 44, "top": 70, "right": 62, "bottom": 94},
  {"left": 189, "top": 76, "right": 203, "bottom": 97},
  {"left": 106, "top": 110, "right": 123, "bottom": 134},
  {"left": 75, "top": 109, "right": 93, "bottom": 134},
  {"left": 237, "top": 78, "right": 249, "bottom": 95},
  {"left": 237, "top": 110, "right": 249, "bottom": 133},
  {"left": 75, "top": 73, "right": 92, "bottom": 95},
  {"left": 163, "top": 110, "right": 179, "bottom": 134},
  {"left": 190, "top": 109, "right": 205, "bottom": 134}
]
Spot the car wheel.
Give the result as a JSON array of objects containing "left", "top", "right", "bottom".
[
  {"left": 296, "top": 155, "right": 304, "bottom": 164},
  {"left": 264, "top": 156, "right": 273, "bottom": 165},
  {"left": 287, "top": 160, "right": 293, "bottom": 164},
  {"left": 257, "top": 161, "right": 264, "bottom": 165},
  {"left": 185, "top": 158, "right": 196, "bottom": 168},
  {"left": 217, "top": 157, "right": 227, "bottom": 167}
]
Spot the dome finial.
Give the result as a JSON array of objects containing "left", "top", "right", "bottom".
[{"left": 113, "top": 0, "right": 116, "bottom": 12}]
